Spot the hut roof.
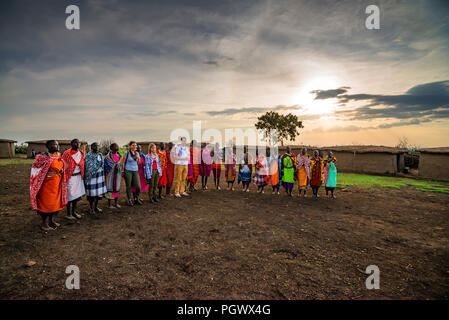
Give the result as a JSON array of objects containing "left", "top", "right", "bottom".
[
  {"left": 322, "top": 145, "right": 407, "bottom": 154},
  {"left": 418, "top": 147, "right": 449, "bottom": 154},
  {"left": 25, "top": 140, "right": 87, "bottom": 144},
  {"left": 0, "top": 139, "right": 16, "bottom": 143}
]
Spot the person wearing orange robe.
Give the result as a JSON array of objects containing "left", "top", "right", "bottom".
[{"left": 30, "top": 140, "right": 67, "bottom": 231}]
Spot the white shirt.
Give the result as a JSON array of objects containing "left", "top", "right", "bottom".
[{"left": 175, "top": 145, "right": 190, "bottom": 166}]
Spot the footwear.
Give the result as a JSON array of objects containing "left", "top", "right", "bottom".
[
  {"left": 127, "top": 201, "right": 134, "bottom": 207},
  {"left": 153, "top": 197, "right": 160, "bottom": 203},
  {"left": 48, "top": 222, "right": 59, "bottom": 229},
  {"left": 73, "top": 212, "right": 82, "bottom": 219},
  {"left": 181, "top": 192, "right": 190, "bottom": 196},
  {"left": 149, "top": 198, "right": 155, "bottom": 203},
  {"left": 65, "top": 215, "right": 76, "bottom": 220},
  {"left": 272, "top": 191, "right": 275, "bottom": 194},
  {"left": 95, "top": 207, "right": 103, "bottom": 213},
  {"left": 277, "top": 191, "right": 280, "bottom": 195},
  {"left": 261, "top": 191, "right": 264, "bottom": 194},
  {"left": 246, "top": 189, "right": 250, "bottom": 192},
  {"left": 115, "top": 204, "right": 121, "bottom": 208},
  {"left": 175, "top": 193, "right": 182, "bottom": 198},
  {"left": 217, "top": 186, "right": 221, "bottom": 190},
  {"left": 135, "top": 199, "right": 143, "bottom": 205}
]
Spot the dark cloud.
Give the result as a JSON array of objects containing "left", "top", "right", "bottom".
[
  {"left": 312, "top": 80, "right": 449, "bottom": 121},
  {"left": 311, "top": 87, "right": 351, "bottom": 100},
  {"left": 203, "top": 60, "right": 219, "bottom": 67},
  {"left": 206, "top": 105, "right": 301, "bottom": 116},
  {"left": 377, "top": 118, "right": 432, "bottom": 129}
]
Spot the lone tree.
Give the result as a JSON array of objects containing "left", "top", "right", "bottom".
[{"left": 255, "top": 111, "right": 303, "bottom": 146}]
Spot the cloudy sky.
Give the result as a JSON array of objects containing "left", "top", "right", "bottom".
[{"left": 1, "top": 0, "right": 448, "bottom": 147}]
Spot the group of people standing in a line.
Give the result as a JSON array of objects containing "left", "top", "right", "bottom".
[{"left": 30, "top": 137, "right": 337, "bottom": 231}]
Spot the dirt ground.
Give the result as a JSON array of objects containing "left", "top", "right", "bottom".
[{"left": 0, "top": 163, "right": 448, "bottom": 299}]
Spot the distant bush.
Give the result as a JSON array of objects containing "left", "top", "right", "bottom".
[{"left": 15, "top": 144, "right": 27, "bottom": 154}]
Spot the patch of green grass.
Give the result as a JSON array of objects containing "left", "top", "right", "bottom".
[
  {"left": 338, "top": 173, "right": 449, "bottom": 194},
  {"left": 0, "top": 159, "right": 34, "bottom": 166}
]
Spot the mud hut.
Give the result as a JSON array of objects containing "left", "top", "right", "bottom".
[
  {"left": 418, "top": 147, "right": 449, "bottom": 181},
  {"left": 0, "top": 139, "right": 16, "bottom": 158},
  {"left": 26, "top": 140, "right": 87, "bottom": 158},
  {"left": 321, "top": 145, "right": 407, "bottom": 175}
]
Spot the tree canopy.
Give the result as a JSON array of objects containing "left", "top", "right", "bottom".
[{"left": 255, "top": 111, "right": 303, "bottom": 146}]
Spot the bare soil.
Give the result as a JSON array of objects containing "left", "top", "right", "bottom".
[{"left": 0, "top": 164, "right": 448, "bottom": 299}]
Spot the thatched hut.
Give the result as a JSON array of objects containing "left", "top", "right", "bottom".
[
  {"left": 321, "top": 145, "right": 407, "bottom": 175},
  {"left": 26, "top": 140, "right": 87, "bottom": 158},
  {"left": 418, "top": 147, "right": 449, "bottom": 181},
  {"left": 0, "top": 139, "right": 16, "bottom": 158}
]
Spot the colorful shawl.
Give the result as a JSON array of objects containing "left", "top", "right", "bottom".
[
  {"left": 157, "top": 150, "right": 167, "bottom": 169},
  {"left": 30, "top": 152, "right": 67, "bottom": 210},
  {"left": 84, "top": 152, "right": 104, "bottom": 181},
  {"left": 224, "top": 153, "right": 237, "bottom": 178},
  {"left": 255, "top": 154, "right": 270, "bottom": 185},
  {"left": 310, "top": 156, "right": 323, "bottom": 186},
  {"left": 104, "top": 151, "right": 122, "bottom": 193},
  {"left": 323, "top": 157, "right": 338, "bottom": 187},
  {"left": 297, "top": 154, "right": 311, "bottom": 179},
  {"left": 62, "top": 149, "right": 85, "bottom": 181}
]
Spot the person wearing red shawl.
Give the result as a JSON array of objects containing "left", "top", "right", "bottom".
[
  {"left": 253, "top": 150, "right": 270, "bottom": 193},
  {"left": 130, "top": 144, "right": 148, "bottom": 203},
  {"left": 165, "top": 142, "right": 175, "bottom": 196},
  {"left": 157, "top": 142, "right": 168, "bottom": 199},
  {"left": 211, "top": 142, "right": 222, "bottom": 190},
  {"left": 188, "top": 140, "right": 201, "bottom": 192},
  {"left": 200, "top": 145, "right": 212, "bottom": 190},
  {"left": 30, "top": 140, "right": 67, "bottom": 231},
  {"left": 310, "top": 149, "right": 324, "bottom": 198},
  {"left": 62, "top": 138, "right": 85, "bottom": 220}
]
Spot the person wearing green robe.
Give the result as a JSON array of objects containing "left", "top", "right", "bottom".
[{"left": 281, "top": 146, "right": 296, "bottom": 197}]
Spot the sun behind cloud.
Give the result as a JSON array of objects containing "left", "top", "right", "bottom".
[{"left": 289, "top": 76, "right": 340, "bottom": 115}]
